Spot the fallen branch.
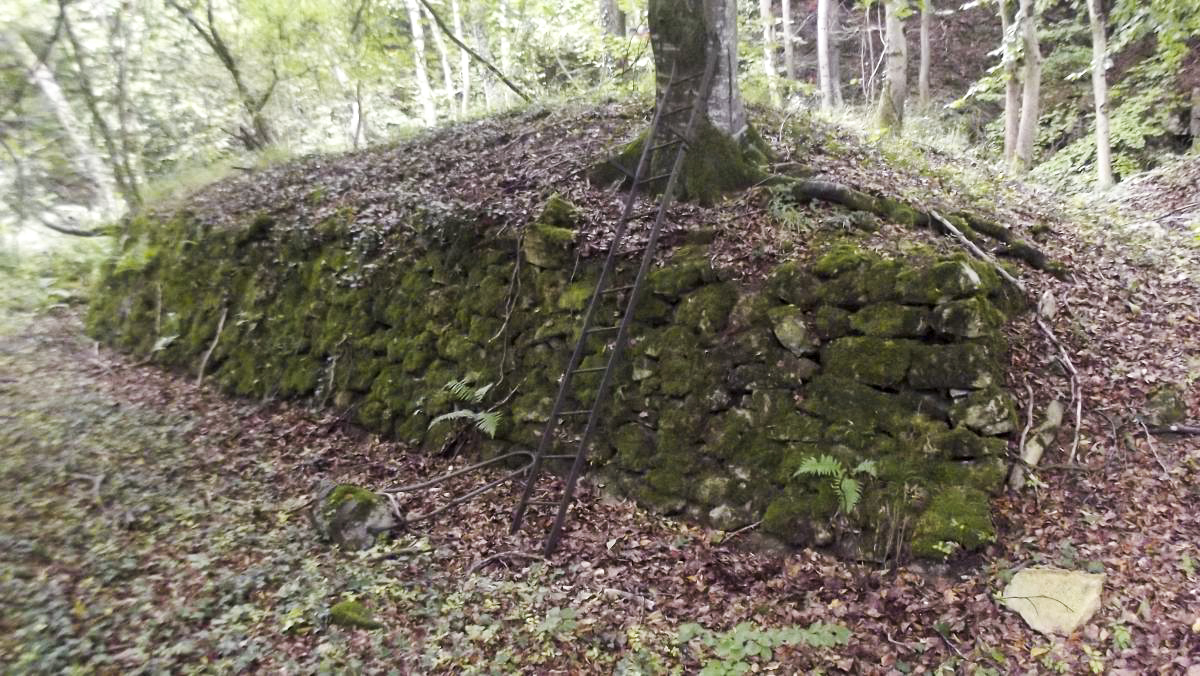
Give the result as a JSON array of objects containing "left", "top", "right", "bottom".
[
  {"left": 466, "top": 549, "right": 545, "bottom": 575},
  {"left": 1137, "top": 419, "right": 1176, "bottom": 486},
  {"left": 720, "top": 519, "right": 762, "bottom": 543},
  {"left": 1146, "top": 423, "right": 1200, "bottom": 436},
  {"left": 195, "top": 306, "right": 228, "bottom": 386},
  {"left": 1018, "top": 382, "right": 1035, "bottom": 462},
  {"left": 416, "top": 0, "right": 532, "bottom": 103}
]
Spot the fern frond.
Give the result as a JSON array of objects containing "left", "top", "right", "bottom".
[
  {"left": 427, "top": 409, "right": 478, "bottom": 430},
  {"left": 852, "top": 460, "right": 879, "bottom": 478},
  {"left": 794, "top": 454, "right": 843, "bottom": 478},
  {"left": 471, "top": 382, "right": 495, "bottom": 404},
  {"left": 838, "top": 477, "right": 862, "bottom": 514},
  {"left": 476, "top": 411, "right": 501, "bottom": 438},
  {"left": 442, "top": 378, "right": 474, "bottom": 402}
]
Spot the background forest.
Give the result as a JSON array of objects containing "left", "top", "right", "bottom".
[{"left": 2, "top": 0, "right": 1198, "bottom": 247}]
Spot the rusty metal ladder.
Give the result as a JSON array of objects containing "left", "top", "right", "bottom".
[{"left": 510, "top": 46, "right": 720, "bottom": 556}]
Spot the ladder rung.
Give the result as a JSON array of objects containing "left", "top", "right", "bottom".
[
  {"left": 559, "top": 409, "right": 591, "bottom": 417},
  {"left": 661, "top": 105, "right": 692, "bottom": 116},
  {"left": 675, "top": 71, "right": 705, "bottom": 83},
  {"left": 586, "top": 325, "right": 619, "bottom": 334},
  {"left": 641, "top": 172, "right": 674, "bottom": 184},
  {"left": 544, "top": 454, "right": 577, "bottom": 459},
  {"left": 572, "top": 366, "right": 607, "bottom": 375},
  {"left": 602, "top": 284, "right": 636, "bottom": 295},
  {"left": 649, "top": 139, "right": 684, "bottom": 153}
]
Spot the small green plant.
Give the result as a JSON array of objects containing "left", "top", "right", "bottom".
[
  {"left": 793, "top": 454, "right": 878, "bottom": 514},
  {"left": 427, "top": 378, "right": 502, "bottom": 438},
  {"left": 675, "top": 621, "right": 851, "bottom": 675}
]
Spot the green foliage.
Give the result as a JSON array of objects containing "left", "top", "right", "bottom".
[
  {"left": 675, "top": 621, "right": 851, "bottom": 674},
  {"left": 427, "top": 377, "right": 502, "bottom": 438},
  {"left": 793, "top": 455, "right": 878, "bottom": 514}
]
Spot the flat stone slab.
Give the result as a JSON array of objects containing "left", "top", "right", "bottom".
[{"left": 1002, "top": 567, "right": 1105, "bottom": 636}]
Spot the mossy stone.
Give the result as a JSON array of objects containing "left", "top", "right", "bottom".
[
  {"left": 648, "top": 257, "right": 711, "bottom": 299},
  {"left": 813, "top": 242, "right": 872, "bottom": 278},
  {"left": 329, "top": 600, "right": 383, "bottom": 630},
  {"left": 613, "top": 422, "right": 657, "bottom": 472},
  {"left": 764, "top": 262, "right": 820, "bottom": 308},
  {"left": 849, "top": 303, "right": 930, "bottom": 338},
  {"left": 768, "top": 305, "right": 819, "bottom": 357},
  {"left": 523, "top": 222, "right": 576, "bottom": 270},
  {"left": 821, "top": 337, "right": 916, "bottom": 388},
  {"left": 312, "top": 483, "right": 395, "bottom": 551},
  {"left": 676, "top": 283, "right": 738, "bottom": 338},
  {"left": 907, "top": 342, "right": 999, "bottom": 390},
  {"left": 896, "top": 259, "right": 992, "bottom": 305},
  {"left": 557, "top": 280, "right": 595, "bottom": 311},
  {"left": 910, "top": 486, "right": 995, "bottom": 559},
  {"left": 812, "top": 305, "right": 852, "bottom": 340},
  {"left": 1144, "top": 384, "right": 1188, "bottom": 426},
  {"left": 930, "top": 296, "right": 1005, "bottom": 339},
  {"left": 949, "top": 387, "right": 1017, "bottom": 436}
]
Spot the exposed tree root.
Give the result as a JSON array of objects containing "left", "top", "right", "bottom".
[{"left": 781, "top": 178, "right": 1066, "bottom": 278}]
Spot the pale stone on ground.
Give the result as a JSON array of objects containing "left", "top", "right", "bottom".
[{"left": 1002, "top": 566, "right": 1105, "bottom": 635}]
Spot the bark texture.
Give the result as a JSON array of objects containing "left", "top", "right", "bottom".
[
  {"left": 918, "top": 0, "right": 932, "bottom": 108},
  {"left": 782, "top": 0, "right": 796, "bottom": 80},
  {"left": 1013, "top": 0, "right": 1041, "bottom": 173},
  {"left": 876, "top": 0, "right": 908, "bottom": 134},
  {"left": 601, "top": 0, "right": 626, "bottom": 35},
  {"left": 405, "top": 0, "right": 438, "bottom": 126},
  {"left": 999, "top": 0, "right": 1019, "bottom": 163},
  {"left": 648, "top": 0, "right": 747, "bottom": 138},
  {"left": 1085, "top": 0, "right": 1114, "bottom": 189},
  {"left": 817, "top": 0, "right": 835, "bottom": 110}
]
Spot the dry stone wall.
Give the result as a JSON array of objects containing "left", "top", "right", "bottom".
[{"left": 89, "top": 197, "right": 1023, "bottom": 560}]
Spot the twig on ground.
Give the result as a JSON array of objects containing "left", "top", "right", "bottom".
[
  {"left": 67, "top": 472, "right": 105, "bottom": 505},
  {"left": 930, "top": 210, "right": 1083, "bottom": 464},
  {"left": 1146, "top": 423, "right": 1200, "bottom": 435},
  {"left": 1137, "top": 419, "right": 1175, "bottom": 486},
  {"left": 721, "top": 519, "right": 762, "bottom": 543},
  {"left": 466, "top": 549, "right": 546, "bottom": 575},
  {"left": 1018, "top": 382, "right": 1035, "bottom": 459},
  {"left": 195, "top": 306, "right": 228, "bottom": 386}
]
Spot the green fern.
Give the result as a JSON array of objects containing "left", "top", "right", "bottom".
[
  {"left": 794, "top": 455, "right": 877, "bottom": 515},
  {"left": 427, "top": 378, "right": 502, "bottom": 439}
]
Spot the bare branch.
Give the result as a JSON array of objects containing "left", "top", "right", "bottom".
[{"left": 416, "top": 0, "right": 532, "bottom": 102}]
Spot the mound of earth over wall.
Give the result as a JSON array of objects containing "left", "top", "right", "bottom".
[{"left": 90, "top": 184, "right": 1027, "bottom": 560}]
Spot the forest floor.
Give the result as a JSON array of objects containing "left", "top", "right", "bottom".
[{"left": 3, "top": 107, "right": 1200, "bottom": 674}]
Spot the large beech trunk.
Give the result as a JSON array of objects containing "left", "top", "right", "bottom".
[{"left": 648, "top": 0, "right": 747, "bottom": 139}]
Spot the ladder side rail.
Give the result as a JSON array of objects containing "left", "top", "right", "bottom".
[
  {"left": 510, "top": 64, "right": 681, "bottom": 534},
  {"left": 541, "top": 45, "right": 721, "bottom": 555}
]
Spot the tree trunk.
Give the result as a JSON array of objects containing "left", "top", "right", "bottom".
[
  {"left": 1191, "top": 87, "right": 1200, "bottom": 153},
  {"left": 5, "top": 29, "right": 119, "bottom": 220},
  {"left": 108, "top": 10, "right": 140, "bottom": 205},
  {"left": 829, "top": 0, "right": 843, "bottom": 107},
  {"left": 424, "top": 4, "right": 457, "bottom": 109},
  {"left": 61, "top": 5, "right": 140, "bottom": 209},
  {"left": 634, "top": 0, "right": 761, "bottom": 204},
  {"left": 404, "top": 0, "right": 438, "bottom": 126},
  {"left": 601, "top": 0, "right": 626, "bottom": 35},
  {"left": 876, "top": 0, "right": 907, "bottom": 134},
  {"left": 452, "top": 0, "right": 471, "bottom": 114},
  {"left": 1085, "top": 0, "right": 1114, "bottom": 189},
  {"left": 760, "top": 0, "right": 780, "bottom": 106},
  {"left": 817, "top": 0, "right": 835, "bottom": 110},
  {"left": 781, "top": 0, "right": 795, "bottom": 80},
  {"left": 166, "top": 0, "right": 275, "bottom": 150},
  {"left": 498, "top": 0, "right": 513, "bottom": 106},
  {"left": 999, "top": 0, "right": 1019, "bottom": 163},
  {"left": 918, "top": 0, "right": 931, "bottom": 108},
  {"left": 1012, "top": 0, "right": 1040, "bottom": 172}
]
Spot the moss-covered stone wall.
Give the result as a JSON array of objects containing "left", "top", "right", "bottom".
[{"left": 89, "top": 198, "right": 1021, "bottom": 561}]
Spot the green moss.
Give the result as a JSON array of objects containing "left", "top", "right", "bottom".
[
  {"left": 812, "top": 305, "right": 852, "bottom": 340},
  {"left": 329, "top": 600, "right": 383, "bottom": 630},
  {"left": 761, "top": 483, "right": 839, "bottom": 546},
  {"left": 280, "top": 356, "right": 320, "bottom": 396},
  {"left": 812, "top": 242, "right": 872, "bottom": 278},
  {"left": 767, "top": 305, "right": 818, "bottom": 356},
  {"left": 557, "top": 280, "right": 595, "bottom": 311},
  {"left": 821, "top": 337, "right": 916, "bottom": 388},
  {"left": 910, "top": 486, "right": 995, "bottom": 559},
  {"left": 896, "top": 259, "right": 993, "bottom": 305},
  {"left": 675, "top": 283, "right": 737, "bottom": 338},
  {"left": 647, "top": 255, "right": 711, "bottom": 299},
  {"left": 929, "top": 296, "right": 1005, "bottom": 339},
  {"left": 677, "top": 121, "right": 767, "bottom": 206},
  {"left": 612, "top": 423, "right": 657, "bottom": 472},
  {"left": 324, "top": 484, "right": 381, "bottom": 524},
  {"left": 907, "top": 342, "right": 1000, "bottom": 390},
  {"left": 764, "top": 262, "right": 820, "bottom": 308},
  {"left": 523, "top": 222, "right": 576, "bottom": 270},
  {"left": 849, "top": 303, "right": 930, "bottom": 338}
]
